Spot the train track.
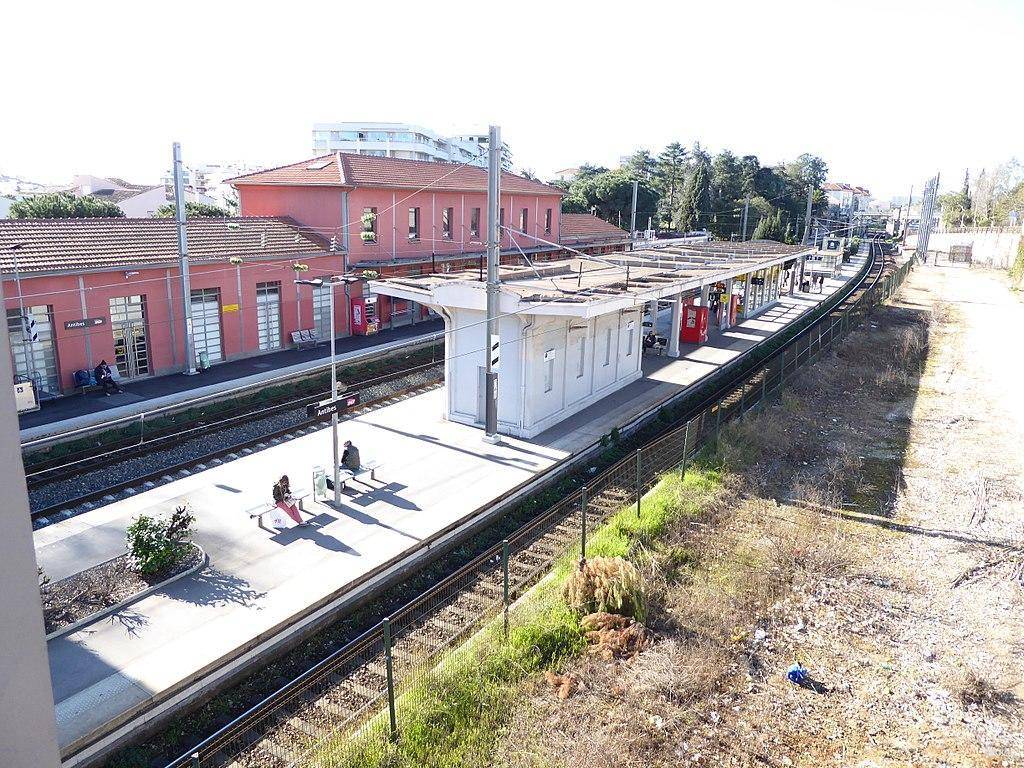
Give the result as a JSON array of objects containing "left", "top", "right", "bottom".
[
  {"left": 29, "top": 361, "right": 444, "bottom": 524},
  {"left": 127, "top": 236, "right": 903, "bottom": 768}
]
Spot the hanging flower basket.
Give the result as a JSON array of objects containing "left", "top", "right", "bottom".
[
  {"left": 360, "top": 270, "right": 379, "bottom": 280},
  {"left": 360, "top": 211, "right": 377, "bottom": 227},
  {"left": 228, "top": 256, "right": 243, "bottom": 266},
  {"left": 360, "top": 231, "right": 377, "bottom": 243},
  {"left": 293, "top": 262, "right": 310, "bottom": 272}
]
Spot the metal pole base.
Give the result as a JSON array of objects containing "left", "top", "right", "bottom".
[{"left": 482, "top": 432, "right": 502, "bottom": 445}]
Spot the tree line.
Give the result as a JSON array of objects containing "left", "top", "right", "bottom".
[
  {"left": 7, "top": 192, "right": 230, "bottom": 219},
  {"left": 939, "top": 160, "right": 1024, "bottom": 228},
  {"left": 552, "top": 143, "right": 830, "bottom": 242}
]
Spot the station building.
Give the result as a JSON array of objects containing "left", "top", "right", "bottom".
[
  {"left": 368, "top": 240, "right": 811, "bottom": 437},
  {"left": 0, "top": 153, "right": 637, "bottom": 400},
  {"left": 0, "top": 217, "right": 337, "bottom": 397}
]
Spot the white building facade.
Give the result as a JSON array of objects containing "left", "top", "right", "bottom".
[
  {"left": 370, "top": 242, "right": 810, "bottom": 439},
  {"left": 311, "top": 122, "right": 513, "bottom": 170}
]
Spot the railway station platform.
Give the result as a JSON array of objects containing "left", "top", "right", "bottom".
[
  {"left": 19, "top": 319, "right": 442, "bottom": 441},
  {"left": 37, "top": 255, "right": 865, "bottom": 762}
]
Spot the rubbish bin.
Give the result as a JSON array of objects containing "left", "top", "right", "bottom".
[{"left": 197, "top": 350, "right": 210, "bottom": 371}]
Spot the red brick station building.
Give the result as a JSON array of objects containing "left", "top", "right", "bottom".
[{"left": 0, "top": 154, "right": 629, "bottom": 398}]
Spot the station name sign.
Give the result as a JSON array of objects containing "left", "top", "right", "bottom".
[
  {"left": 306, "top": 391, "right": 361, "bottom": 419},
  {"left": 64, "top": 317, "right": 107, "bottom": 330}
]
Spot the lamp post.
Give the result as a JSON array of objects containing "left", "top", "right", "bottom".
[{"left": 295, "top": 275, "right": 359, "bottom": 504}]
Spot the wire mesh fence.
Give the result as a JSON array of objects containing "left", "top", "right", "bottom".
[{"left": 168, "top": 247, "right": 916, "bottom": 768}]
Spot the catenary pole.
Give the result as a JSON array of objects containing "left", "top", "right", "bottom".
[
  {"left": 902, "top": 185, "right": 913, "bottom": 246},
  {"left": 483, "top": 125, "right": 501, "bottom": 443},
  {"left": 741, "top": 194, "right": 750, "bottom": 241},
  {"left": 630, "top": 180, "right": 639, "bottom": 236},
  {"left": 173, "top": 142, "right": 198, "bottom": 375}
]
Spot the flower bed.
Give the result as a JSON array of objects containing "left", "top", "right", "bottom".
[{"left": 41, "top": 543, "right": 204, "bottom": 636}]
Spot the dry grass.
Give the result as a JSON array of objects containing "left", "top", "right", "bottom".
[{"left": 957, "top": 667, "right": 1020, "bottom": 718}]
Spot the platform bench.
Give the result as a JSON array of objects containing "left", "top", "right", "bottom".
[
  {"left": 247, "top": 488, "right": 311, "bottom": 529},
  {"left": 291, "top": 329, "right": 320, "bottom": 349}
]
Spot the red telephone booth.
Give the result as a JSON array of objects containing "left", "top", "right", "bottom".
[
  {"left": 351, "top": 295, "right": 380, "bottom": 335},
  {"left": 680, "top": 305, "right": 709, "bottom": 344}
]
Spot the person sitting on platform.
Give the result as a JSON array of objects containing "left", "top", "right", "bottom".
[
  {"left": 643, "top": 331, "right": 658, "bottom": 352},
  {"left": 94, "top": 359, "right": 122, "bottom": 396},
  {"left": 326, "top": 440, "right": 362, "bottom": 491},
  {"left": 272, "top": 474, "right": 306, "bottom": 526}
]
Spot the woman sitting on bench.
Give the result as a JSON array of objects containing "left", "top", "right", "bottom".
[{"left": 272, "top": 475, "right": 307, "bottom": 526}]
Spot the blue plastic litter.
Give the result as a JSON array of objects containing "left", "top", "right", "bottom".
[{"left": 786, "top": 663, "right": 808, "bottom": 684}]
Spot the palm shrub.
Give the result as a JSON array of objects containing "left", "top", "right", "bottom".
[
  {"left": 563, "top": 556, "right": 643, "bottom": 619},
  {"left": 125, "top": 504, "right": 195, "bottom": 576}
]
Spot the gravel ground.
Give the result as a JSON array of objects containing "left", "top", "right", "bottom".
[{"left": 30, "top": 364, "right": 443, "bottom": 525}]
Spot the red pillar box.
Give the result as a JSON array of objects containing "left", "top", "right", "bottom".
[
  {"left": 351, "top": 296, "right": 380, "bottom": 335},
  {"left": 680, "top": 305, "right": 709, "bottom": 344},
  {"left": 730, "top": 295, "right": 740, "bottom": 325}
]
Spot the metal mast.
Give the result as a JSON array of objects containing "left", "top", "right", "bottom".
[
  {"left": 483, "top": 125, "right": 501, "bottom": 443},
  {"left": 173, "top": 142, "right": 197, "bottom": 374}
]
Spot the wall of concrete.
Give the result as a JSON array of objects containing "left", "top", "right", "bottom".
[
  {"left": 907, "top": 227, "right": 1023, "bottom": 268},
  {"left": 444, "top": 304, "right": 643, "bottom": 438},
  {"left": 0, "top": 280, "right": 61, "bottom": 767}
]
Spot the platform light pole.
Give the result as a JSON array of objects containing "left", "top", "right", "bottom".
[
  {"left": 483, "top": 124, "right": 501, "bottom": 444},
  {"left": 173, "top": 143, "right": 198, "bottom": 375},
  {"left": 801, "top": 183, "right": 814, "bottom": 246},
  {"left": 296, "top": 275, "right": 358, "bottom": 504}
]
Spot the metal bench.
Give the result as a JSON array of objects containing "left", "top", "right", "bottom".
[
  {"left": 290, "top": 329, "right": 320, "bottom": 349},
  {"left": 313, "top": 461, "right": 382, "bottom": 498},
  {"left": 247, "top": 488, "right": 311, "bottom": 530}
]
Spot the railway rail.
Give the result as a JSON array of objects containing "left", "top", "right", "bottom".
[
  {"left": 83, "top": 235, "right": 906, "bottom": 768},
  {"left": 27, "top": 342, "right": 444, "bottom": 524}
]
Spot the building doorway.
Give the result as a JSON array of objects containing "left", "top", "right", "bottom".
[
  {"left": 6, "top": 305, "right": 60, "bottom": 396},
  {"left": 109, "top": 295, "right": 150, "bottom": 379},
  {"left": 311, "top": 283, "right": 333, "bottom": 341},
  {"left": 256, "top": 282, "right": 282, "bottom": 351},
  {"left": 191, "top": 288, "right": 223, "bottom": 365}
]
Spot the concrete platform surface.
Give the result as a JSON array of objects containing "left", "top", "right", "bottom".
[{"left": 38, "top": 257, "right": 864, "bottom": 752}]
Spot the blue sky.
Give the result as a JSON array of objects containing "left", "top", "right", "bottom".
[{"left": 3, "top": 0, "right": 1020, "bottom": 200}]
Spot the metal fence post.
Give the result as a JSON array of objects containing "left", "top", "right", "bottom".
[
  {"left": 680, "top": 419, "right": 691, "bottom": 479},
  {"left": 139, "top": 413, "right": 146, "bottom": 445},
  {"left": 191, "top": 753, "right": 199, "bottom": 768},
  {"left": 502, "top": 539, "right": 510, "bottom": 640},
  {"left": 382, "top": 618, "right": 397, "bottom": 740},
  {"left": 715, "top": 395, "right": 723, "bottom": 437},
  {"left": 580, "top": 486, "right": 588, "bottom": 562},
  {"left": 760, "top": 368, "right": 767, "bottom": 407},
  {"left": 635, "top": 449, "right": 642, "bottom": 518}
]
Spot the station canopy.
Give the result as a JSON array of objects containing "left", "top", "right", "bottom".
[{"left": 369, "top": 239, "right": 812, "bottom": 318}]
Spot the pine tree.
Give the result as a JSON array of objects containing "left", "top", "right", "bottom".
[
  {"left": 677, "top": 156, "right": 711, "bottom": 232},
  {"left": 655, "top": 142, "right": 687, "bottom": 226}
]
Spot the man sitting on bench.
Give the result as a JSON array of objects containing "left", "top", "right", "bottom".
[
  {"left": 94, "top": 359, "right": 123, "bottom": 396},
  {"left": 326, "top": 440, "right": 361, "bottom": 491}
]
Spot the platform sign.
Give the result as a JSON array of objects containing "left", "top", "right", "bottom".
[
  {"left": 489, "top": 334, "right": 500, "bottom": 369},
  {"left": 306, "top": 391, "right": 361, "bottom": 419},
  {"left": 64, "top": 317, "right": 106, "bottom": 330}
]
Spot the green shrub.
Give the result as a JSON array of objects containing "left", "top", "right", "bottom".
[{"left": 126, "top": 504, "right": 195, "bottom": 576}]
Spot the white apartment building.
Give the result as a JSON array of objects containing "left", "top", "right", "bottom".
[
  {"left": 311, "top": 122, "right": 513, "bottom": 171},
  {"left": 160, "top": 162, "right": 257, "bottom": 213}
]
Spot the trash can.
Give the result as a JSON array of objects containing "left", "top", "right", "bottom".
[{"left": 197, "top": 351, "right": 210, "bottom": 371}]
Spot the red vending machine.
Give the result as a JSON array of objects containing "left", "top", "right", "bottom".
[
  {"left": 350, "top": 295, "right": 380, "bottom": 335},
  {"left": 680, "top": 305, "right": 709, "bottom": 344}
]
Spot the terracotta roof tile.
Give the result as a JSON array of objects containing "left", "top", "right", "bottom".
[
  {"left": 0, "top": 217, "right": 328, "bottom": 275},
  {"left": 229, "top": 152, "right": 563, "bottom": 196},
  {"left": 559, "top": 213, "right": 629, "bottom": 245}
]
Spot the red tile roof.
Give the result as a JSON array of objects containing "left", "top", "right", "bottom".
[
  {"left": 0, "top": 217, "right": 329, "bottom": 275},
  {"left": 559, "top": 213, "right": 629, "bottom": 245},
  {"left": 228, "top": 153, "right": 564, "bottom": 196},
  {"left": 823, "top": 182, "right": 871, "bottom": 195}
]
